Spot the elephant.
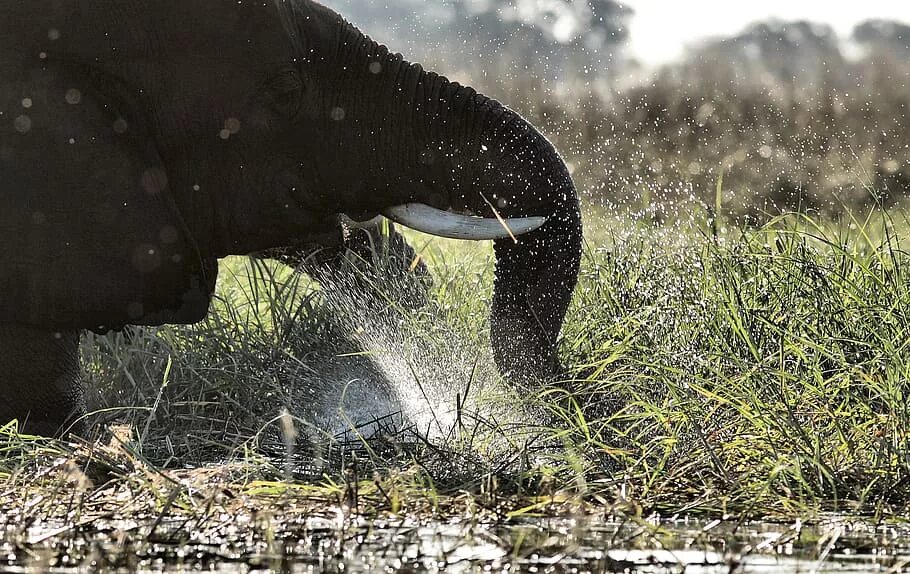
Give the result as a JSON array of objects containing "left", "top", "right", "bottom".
[{"left": 0, "top": 0, "right": 583, "bottom": 436}]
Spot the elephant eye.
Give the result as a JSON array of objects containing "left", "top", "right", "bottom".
[{"left": 265, "top": 69, "right": 304, "bottom": 119}]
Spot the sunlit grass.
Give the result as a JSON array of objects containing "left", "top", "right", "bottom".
[
  {"left": 7, "top": 206, "right": 910, "bottom": 521},
  {"left": 556, "top": 207, "right": 910, "bottom": 516}
]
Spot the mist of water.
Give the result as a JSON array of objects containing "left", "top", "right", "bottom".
[{"left": 286, "top": 269, "right": 532, "bottom": 458}]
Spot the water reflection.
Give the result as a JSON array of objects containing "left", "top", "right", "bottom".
[{"left": 8, "top": 514, "right": 910, "bottom": 572}]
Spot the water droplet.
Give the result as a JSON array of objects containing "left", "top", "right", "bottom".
[
  {"left": 140, "top": 167, "right": 168, "bottom": 195},
  {"left": 13, "top": 115, "right": 31, "bottom": 134},
  {"left": 224, "top": 117, "right": 241, "bottom": 134},
  {"left": 65, "top": 88, "right": 81, "bottom": 105},
  {"left": 131, "top": 243, "right": 161, "bottom": 273}
]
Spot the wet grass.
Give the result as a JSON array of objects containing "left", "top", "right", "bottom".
[
  {"left": 6, "top": 431, "right": 908, "bottom": 572},
  {"left": 560, "top": 206, "right": 910, "bottom": 517},
  {"left": 4, "top": 206, "right": 910, "bottom": 569}
]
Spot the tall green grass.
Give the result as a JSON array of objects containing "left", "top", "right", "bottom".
[
  {"left": 10, "top": 207, "right": 910, "bottom": 517},
  {"left": 556, "top": 208, "right": 910, "bottom": 515}
]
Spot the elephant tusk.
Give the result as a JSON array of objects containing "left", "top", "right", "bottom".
[{"left": 382, "top": 203, "right": 547, "bottom": 241}]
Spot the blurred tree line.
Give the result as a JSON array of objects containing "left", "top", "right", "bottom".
[
  {"left": 323, "top": 0, "right": 630, "bottom": 89},
  {"left": 324, "top": 0, "right": 910, "bottom": 220},
  {"left": 583, "top": 18, "right": 910, "bottom": 221}
]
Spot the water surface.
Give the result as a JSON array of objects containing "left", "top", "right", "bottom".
[{"left": 6, "top": 513, "right": 908, "bottom": 572}]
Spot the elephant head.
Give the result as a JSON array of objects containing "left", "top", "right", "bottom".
[{"left": 263, "top": 1, "right": 582, "bottom": 379}]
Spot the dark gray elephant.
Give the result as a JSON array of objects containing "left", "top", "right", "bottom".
[{"left": 0, "top": 0, "right": 583, "bottom": 436}]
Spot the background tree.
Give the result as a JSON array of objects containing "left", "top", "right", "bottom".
[{"left": 322, "top": 0, "right": 631, "bottom": 100}]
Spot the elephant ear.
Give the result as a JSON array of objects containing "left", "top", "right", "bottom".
[{"left": 0, "top": 61, "right": 217, "bottom": 330}]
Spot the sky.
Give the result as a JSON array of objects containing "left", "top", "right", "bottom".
[{"left": 622, "top": 0, "right": 910, "bottom": 65}]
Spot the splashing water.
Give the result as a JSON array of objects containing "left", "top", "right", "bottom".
[{"left": 291, "top": 268, "right": 531, "bottom": 456}]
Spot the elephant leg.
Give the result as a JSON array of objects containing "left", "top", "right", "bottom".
[{"left": 0, "top": 325, "right": 84, "bottom": 437}]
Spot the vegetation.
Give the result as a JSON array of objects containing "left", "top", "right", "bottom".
[
  {"left": 561, "top": 208, "right": 910, "bottom": 516},
  {"left": 3, "top": 206, "right": 909, "bottom": 521}
]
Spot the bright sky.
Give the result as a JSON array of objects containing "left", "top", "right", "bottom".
[{"left": 622, "top": 0, "right": 910, "bottom": 65}]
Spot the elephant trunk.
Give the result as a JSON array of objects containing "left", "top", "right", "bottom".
[
  {"left": 352, "top": 44, "right": 583, "bottom": 381},
  {"left": 426, "top": 81, "right": 583, "bottom": 382},
  {"left": 480, "top": 111, "right": 582, "bottom": 382}
]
